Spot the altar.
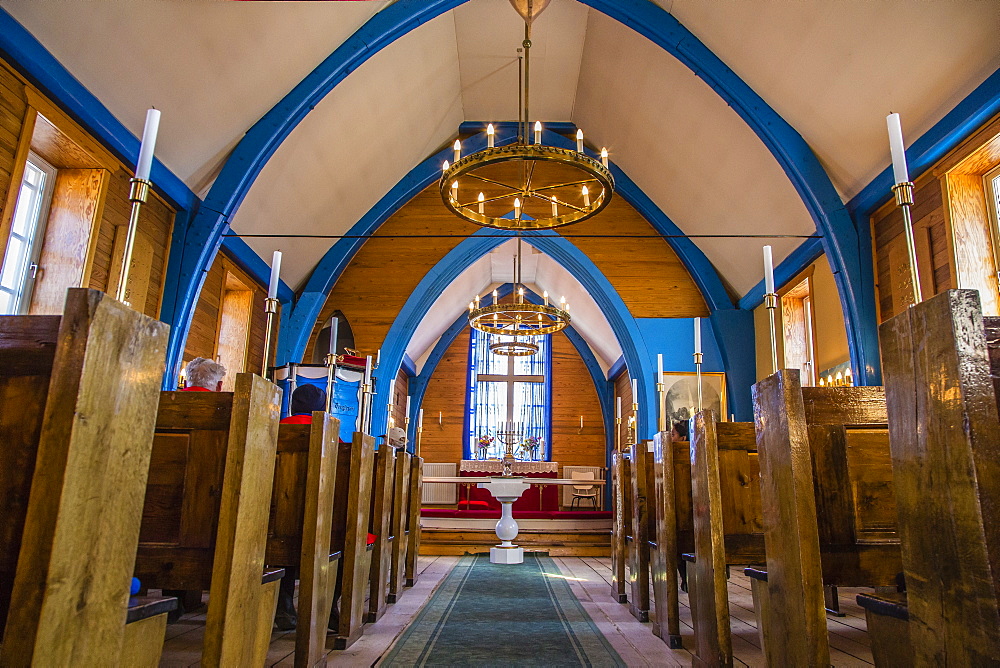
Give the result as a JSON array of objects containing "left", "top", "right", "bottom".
[{"left": 458, "top": 460, "right": 559, "bottom": 511}]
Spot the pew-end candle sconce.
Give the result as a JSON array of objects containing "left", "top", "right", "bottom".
[
  {"left": 887, "top": 112, "right": 923, "bottom": 305},
  {"left": 116, "top": 108, "right": 160, "bottom": 307}
]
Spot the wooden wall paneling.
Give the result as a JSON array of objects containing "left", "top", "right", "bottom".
[
  {"left": 0, "top": 79, "right": 33, "bottom": 265},
  {"left": 549, "top": 331, "right": 606, "bottom": 473},
  {"left": 418, "top": 327, "right": 470, "bottom": 465},
  {"left": 943, "top": 172, "right": 999, "bottom": 315}
]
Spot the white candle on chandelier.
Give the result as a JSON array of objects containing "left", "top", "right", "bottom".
[
  {"left": 600, "top": 147, "right": 609, "bottom": 168},
  {"left": 694, "top": 317, "right": 702, "bottom": 354},
  {"left": 267, "top": 250, "right": 282, "bottom": 299},
  {"left": 763, "top": 245, "right": 775, "bottom": 294},
  {"left": 135, "top": 108, "right": 161, "bottom": 182},
  {"left": 543, "top": 290, "right": 548, "bottom": 306},
  {"left": 442, "top": 159, "right": 449, "bottom": 173},
  {"left": 469, "top": 301, "right": 474, "bottom": 313},
  {"left": 550, "top": 196, "right": 558, "bottom": 217},
  {"left": 518, "top": 287, "right": 524, "bottom": 303},
  {"left": 534, "top": 121, "right": 542, "bottom": 145},
  {"left": 582, "top": 185, "right": 590, "bottom": 207},
  {"left": 886, "top": 112, "right": 909, "bottom": 185},
  {"left": 492, "top": 289, "right": 498, "bottom": 302},
  {"left": 478, "top": 192, "right": 485, "bottom": 214},
  {"left": 560, "top": 295, "right": 566, "bottom": 308},
  {"left": 576, "top": 128, "right": 584, "bottom": 153},
  {"left": 453, "top": 139, "right": 461, "bottom": 163},
  {"left": 475, "top": 294, "right": 481, "bottom": 307},
  {"left": 487, "top": 123, "right": 495, "bottom": 148},
  {"left": 514, "top": 197, "right": 521, "bottom": 219}
]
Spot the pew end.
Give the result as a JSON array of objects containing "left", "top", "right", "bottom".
[
  {"left": 121, "top": 596, "right": 178, "bottom": 668},
  {"left": 856, "top": 592, "right": 913, "bottom": 668}
]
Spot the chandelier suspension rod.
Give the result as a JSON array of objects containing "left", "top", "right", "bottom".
[{"left": 523, "top": 16, "right": 531, "bottom": 146}]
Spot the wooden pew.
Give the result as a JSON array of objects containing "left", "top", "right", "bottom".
[
  {"left": 135, "top": 372, "right": 284, "bottom": 667},
  {"left": 404, "top": 455, "right": 423, "bottom": 587},
  {"left": 686, "top": 411, "right": 764, "bottom": 667},
  {"left": 649, "top": 431, "right": 682, "bottom": 648},
  {"left": 863, "top": 288, "right": 1000, "bottom": 664},
  {"left": 750, "top": 369, "right": 898, "bottom": 666},
  {"left": 609, "top": 451, "right": 629, "bottom": 603},
  {"left": 267, "top": 413, "right": 341, "bottom": 668},
  {"left": 366, "top": 445, "right": 397, "bottom": 623},
  {"left": 331, "top": 432, "right": 376, "bottom": 649},
  {"left": 0, "top": 288, "right": 173, "bottom": 665},
  {"left": 627, "top": 440, "right": 654, "bottom": 621},
  {"left": 387, "top": 450, "right": 412, "bottom": 603}
]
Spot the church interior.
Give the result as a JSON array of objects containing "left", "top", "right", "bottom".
[{"left": 1, "top": 0, "right": 999, "bottom": 665}]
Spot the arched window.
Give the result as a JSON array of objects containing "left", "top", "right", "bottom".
[
  {"left": 466, "top": 329, "right": 551, "bottom": 461},
  {"left": 312, "top": 311, "right": 354, "bottom": 363}
]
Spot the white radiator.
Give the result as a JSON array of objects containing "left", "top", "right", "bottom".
[
  {"left": 562, "top": 466, "right": 605, "bottom": 508},
  {"left": 422, "top": 462, "right": 457, "bottom": 504}
]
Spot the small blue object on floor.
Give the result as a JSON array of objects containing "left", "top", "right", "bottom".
[
  {"left": 382, "top": 553, "right": 625, "bottom": 666},
  {"left": 130, "top": 577, "right": 140, "bottom": 596}
]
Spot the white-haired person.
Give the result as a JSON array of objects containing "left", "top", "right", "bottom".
[
  {"left": 182, "top": 357, "right": 226, "bottom": 392},
  {"left": 164, "top": 357, "right": 226, "bottom": 623}
]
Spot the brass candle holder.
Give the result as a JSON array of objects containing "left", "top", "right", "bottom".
[
  {"left": 615, "top": 415, "right": 622, "bottom": 453},
  {"left": 656, "top": 381, "right": 667, "bottom": 433},
  {"left": 693, "top": 351, "right": 704, "bottom": 412},
  {"left": 892, "top": 181, "right": 923, "bottom": 304},
  {"left": 324, "top": 353, "right": 338, "bottom": 414},
  {"left": 764, "top": 292, "right": 779, "bottom": 375},
  {"left": 627, "top": 414, "right": 637, "bottom": 446},
  {"left": 262, "top": 297, "right": 280, "bottom": 381},
  {"left": 115, "top": 178, "right": 151, "bottom": 305},
  {"left": 403, "top": 415, "right": 411, "bottom": 451}
]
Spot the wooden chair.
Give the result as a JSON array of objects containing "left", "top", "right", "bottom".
[
  {"left": 331, "top": 432, "right": 375, "bottom": 649},
  {"left": 388, "top": 450, "right": 412, "bottom": 603},
  {"left": 366, "top": 446, "right": 397, "bottom": 623},
  {"left": 862, "top": 288, "right": 1000, "bottom": 664},
  {"left": 404, "top": 455, "right": 424, "bottom": 587},
  {"left": 0, "top": 288, "right": 174, "bottom": 665},
  {"left": 750, "top": 369, "right": 898, "bottom": 666},
  {"left": 609, "top": 451, "right": 629, "bottom": 604},
  {"left": 627, "top": 440, "right": 654, "bottom": 622},
  {"left": 685, "top": 411, "right": 764, "bottom": 667},
  {"left": 570, "top": 471, "right": 599, "bottom": 509},
  {"left": 266, "top": 413, "right": 341, "bottom": 668},
  {"left": 135, "top": 372, "right": 284, "bottom": 667}
]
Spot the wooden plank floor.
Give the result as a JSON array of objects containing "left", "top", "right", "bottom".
[{"left": 157, "top": 555, "right": 875, "bottom": 666}]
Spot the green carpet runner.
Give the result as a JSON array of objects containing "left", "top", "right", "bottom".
[{"left": 382, "top": 554, "right": 626, "bottom": 667}]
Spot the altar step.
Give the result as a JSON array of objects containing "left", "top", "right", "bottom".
[{"left": 419, "top": 528, "right": 611, "bottom": 557}]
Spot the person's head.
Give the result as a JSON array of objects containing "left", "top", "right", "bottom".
[
  {"left": 387, "top": 426, "right": 407, "bottom": 448},
  {"left": 670, "top": 419, "right": 689, "bottom": 442},
  {"left": 291, "top": 384, "right": 327, "bottom": 415},
  {"left": 185, "top": 357, "right": 226, "bottom": 391}
]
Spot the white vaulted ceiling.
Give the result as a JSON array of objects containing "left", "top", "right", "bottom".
[{"left": 3, "top": 0, "right": 998, "bottom": 303}]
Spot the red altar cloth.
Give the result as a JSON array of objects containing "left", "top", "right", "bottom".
[{"left": 457, "top": 469, "right": 559, "bottom": 511}]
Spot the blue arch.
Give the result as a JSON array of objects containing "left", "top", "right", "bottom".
[
  {"left": 369, "top": 229, "right": 656, "bottom": 446},
  {"left": 158, "top": 0, "right": 877, "bottom": 390}
]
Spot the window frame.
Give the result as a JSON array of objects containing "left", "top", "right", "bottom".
[
  {"left": 984, "top": 162, "right": 1000, "bottom": 282},
  {"left": 0, "top": 151, "right": 57, "bottom": 315}
]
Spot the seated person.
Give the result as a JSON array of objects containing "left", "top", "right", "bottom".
[
  {"left": 670, "top": 419, "right": 689, "bottom": 442},
  {"left": 274, "top": 384, "right": 328, "bottom": 632},
  {"left": 280, "top": 384, "right": 326, "bottom": 425},
  {"left": 386, "top": 426, "right": 407, "bottom": 449},
  {"left": 182, "top": 357, "right": 226, "bottom": 392}
]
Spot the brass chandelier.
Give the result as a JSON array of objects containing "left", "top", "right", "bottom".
[{"left": 440, "top": 0, "right": 614, "bottom": 231}]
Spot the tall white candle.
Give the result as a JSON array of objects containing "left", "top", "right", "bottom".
[
  {"left": 453, "top": 139, "right": 461, "bottom": 163},
  {"left": 886, "top": 112, "right": 909, "bottom": 185},
  {"left": 631, "top": 378, "right": 638, "bottom": 402},
  {"left": 329, "top": 317, "right": 338, "bottom": 357},
  {"left": 364, "top": 355, "right": 372, "bottom": 385},
  {"left": 376, "top": 348, "right": 381, "bottom": 368},
  {"left": 616, "top": 396, "right": 622, "bottom": 419},
  {"left": 135, "top": 108, "right": 161, "bottom": 182},
  {"left": 576, "top": 129, "right": 584, "bottom": 153},
  {"left": 694, "top": 317, "right": 702, "bottom": 354},
  {"left": 405, "top": 394, "right": 411, "bottom": 418},
  {"left": 487, "top": 123, "right": 495, "bottom": 148},
  {"left": 580, "top": 415, "right": 584, "bottom": 428},
  {"left": 657, "top": 353, "right": 663, "bottom": 378},
  {"left": 763, "top": 245, "right": 775, "bottom": 294},
  {"left": 267, "top": 250, "right": 282, "bottom": 299},
  {"left": 389, "top": 378, "right": 396, "bottom": 405},
  {"left": 534, "top": 121, "right": 542, "bottom": 145}
]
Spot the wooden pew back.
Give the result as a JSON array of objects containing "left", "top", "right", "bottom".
[
  {"left": 367, "top": 446, "right": 397, "bottom": 622},
  {"left": 610, "top": 451, "right": 629, "bottom": 603},
  {"left": 627, "top": 440, "right": 652, "bottom": 621},
  {"left": 268, "top": 413, "right": 341, "bottom": 668},
  {"left": 650, "top": 431, "right": 681, "bottom": 647},
  {"left": 388, "top": 450, "right": 412, "bottom": 603},
  {"left": 332, "top": 432, "right": 376, "bottom": 649},
  {"left": 879, "top": 289, "right": 1000, "bottom": 663},
  {"left": 0, "top": 288, "right": 168, "bottom": 665},
  {"left": 404, "top": 455, "right": 423, "bottom": 587}
]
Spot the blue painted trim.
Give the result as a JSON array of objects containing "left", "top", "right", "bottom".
[
  {"left": 607, "top": 356, "right": 626, "bottom": 381},
  {"left": 400, "top": 353, "right": 417, "bottom": 378},
  {"left": 220, "top": 236, "right": 295, "bottom": 303},
  {"left": 708, "top": 309, "right": 755, "bottom": 421},
  {"left": 0, "top": 9, "right": 197, "bottom": 212},
  {"left": 848, "top": 68, "right": 1000, "bottom": 223},
  {"left": 738, "top": 235, "right": 825, "bottom": 310},
  {"left": 462, "top": 310, "right": 477, "bottom": 461},
  {"left": 545, "top": 328, "right": 554, "bottom": 463}
]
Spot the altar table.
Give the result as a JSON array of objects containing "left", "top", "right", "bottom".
[{"left": 458, "top": 460, "right": 559, "bottom": 511}]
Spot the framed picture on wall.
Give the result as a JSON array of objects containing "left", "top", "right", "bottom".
[{"left": 659, "top": 371, "right": 727, "bottom": 426}]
